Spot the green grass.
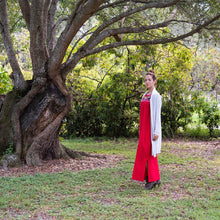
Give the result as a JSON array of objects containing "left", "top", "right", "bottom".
[
  {"left": 178, "top": 126, "right": 220, "bottom": 139},
  {"left": 0, "top": 138, "right": 219, "bottom": 219}
]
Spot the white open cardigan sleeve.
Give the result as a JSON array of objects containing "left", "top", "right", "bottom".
[{"left": 150, "top": 88, "right": 162, "bottom": 157}]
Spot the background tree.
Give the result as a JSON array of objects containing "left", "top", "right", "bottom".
[
  {"left": 154, "top": 44, "right": 194, "bottom": 137},
  {"left": 194, "top": 97, "right": 220, "bottom": 137},
  {"left": 0, "top": 67, "right": 12, "bottom": 94},
  {"left": 63, "top": 47, "right": 145, "bottom": 137},
  {"left": 0, "top": 0, "right": 219, "bottom": 166},
  {"left": 191, "top": 48, "right": 220, "bottom": 100}
]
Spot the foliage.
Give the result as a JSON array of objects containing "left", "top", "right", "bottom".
[
  {"left": 62, "top": 47, "right": 147, "bottom": 138},
  {"left": 3, "top": 142, "right": 14, "bottom": 155},
  {"left": 0, "top": 29, "right": 32, "bottom": 81},
  {"left": 155, "top": 44, "right": 194, "bottom": 137},
  {"left": 179, "top": 126, "right": 220, "bottom": 139},
  {"left": 96, "top": 70, "right": 141, "bottom": 137},
  {"left": 0, "top": 28, "right": 32, "bottom": 84},
  {"left": 192, "top": 94, "right": 220, "bottom": 137},
  {"left": 178, "top": 0, "right": 220, "bottom": 44},
  {"left": 12, "top": 29, "right": 32, "bottom": 79},
  {"left": 201, "top": 101, "right": 220, "bottom": 136},
  {"left": 0, "top": 67, "right": 12, "bottom": 94},
  {"left": 191, "top": 48, "right": 220, "bottom": 93},
  {"left": 62, "top": 42, "right": 220, "bottom": 139}
]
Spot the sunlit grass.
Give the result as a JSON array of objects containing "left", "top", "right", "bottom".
[{"left": 0, "top": 138, "right": 219, "bottom": 219}]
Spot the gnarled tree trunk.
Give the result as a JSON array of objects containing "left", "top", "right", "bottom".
[
  {"left": 20, "top": 80, "right": 68, "bottom": 165},
  {"left": 0, "top": 77, "right": 99, "bottom": 167},
  {"left": 0, "top": 78, "right": 74, "bottom": 166}
]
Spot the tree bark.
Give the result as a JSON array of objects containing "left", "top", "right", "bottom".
[{"left": 0, "top": 77, "right": 93, "bottom": 166}]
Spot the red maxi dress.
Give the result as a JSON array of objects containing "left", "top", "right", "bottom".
[{"left": 132, "top": 93, "right": 160, "bottom": 182}]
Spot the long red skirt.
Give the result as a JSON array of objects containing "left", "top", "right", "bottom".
[{"left": 132, "top": 99, "right": 160, "bottom": 182}]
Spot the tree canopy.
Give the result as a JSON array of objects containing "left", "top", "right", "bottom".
[{"left": 1, "top": 0, "right": 219, "bottom": 89}]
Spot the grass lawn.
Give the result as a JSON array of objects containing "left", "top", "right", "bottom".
[{"left": 0, "top": 138, "right": 219, "bottom": 219}]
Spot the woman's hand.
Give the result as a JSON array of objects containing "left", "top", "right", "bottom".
[{"left": 153, "top": 134, "right": 159, "bottom": 141}]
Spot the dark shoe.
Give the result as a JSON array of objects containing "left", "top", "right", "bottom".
[
  {"left": 145, "top": 180, "right": 161, "bottom": 190},
  {"left": 145, "top": 176, "right": 148, "bottom": 185}
]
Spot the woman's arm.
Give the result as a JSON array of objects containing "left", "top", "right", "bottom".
[{"left": 153, "top": 94, "right": 162, "bottom": 138}]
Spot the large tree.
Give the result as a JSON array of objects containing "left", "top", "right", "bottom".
[{"left": 0, "top": 0, "right": 219, "bottom": 166}]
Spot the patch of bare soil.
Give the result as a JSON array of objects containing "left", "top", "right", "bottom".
[
  {"left": 159, "top": 139, "right": 220, "bottom": 200},
  {"left": 163, "top": 139, "right": 220, "bottom": 160},
  {"left": 0, "top": 154, "right": 125, "bottom": 177}
]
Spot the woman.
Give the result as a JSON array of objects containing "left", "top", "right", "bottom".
[{"left": 132, "top": 70, "right": 162, "bottom": 190}]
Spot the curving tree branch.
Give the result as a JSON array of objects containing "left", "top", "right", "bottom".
[
  {"left": 84, "top": 14, "right": 220, "bottom": 55},
  {"left": 18, "top": 0, "right": 31, "bottom": 30},
  {"left": 47, "top": 0, "right": 59, "bottom": 55},
  {"left": 86, "top": 20, "right": 177, "bottom": 50},
  {"left": 98, "top": 0, "right": 180, "bottom": 11},
  {"left": 61, "top": 13, "right": 220, "bottom": 76},
  {"left": 29, "top": 1, "right": 50, "bottom": 76},
  {"left": 48, "top": 0, "right": 105, "bottom": 76},
  {"left": 0, "top": 0, "right": 26, "bottom": 91},
  {"left": 82, "top": 0, "right": 181, "bottom": 52}
]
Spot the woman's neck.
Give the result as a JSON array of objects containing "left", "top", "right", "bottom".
[{"left": 147, "top": 87, "right": 154, "bottom": 94}]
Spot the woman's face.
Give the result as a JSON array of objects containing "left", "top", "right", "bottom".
[{"left": 145, "top": 74, "right": 155, "bottom": 90}]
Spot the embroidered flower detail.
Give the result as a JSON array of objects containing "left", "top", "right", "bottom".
[{"left": 142, "top": 94, "right": 151, "bottom": 102}]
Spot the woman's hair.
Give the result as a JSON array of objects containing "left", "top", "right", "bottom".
[{"left": 146, "top": 69, "right": 156, "bottom": 81}]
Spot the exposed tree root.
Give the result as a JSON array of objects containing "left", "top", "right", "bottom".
[
  {"left": 1, "top": 143, "right": 106, "bottom": 169},
  {"left": 25, "top": 140, "right": 106, "bottom": 167},
  {"left": 62, "top": 144, "right": 106, "bottom": 160}
]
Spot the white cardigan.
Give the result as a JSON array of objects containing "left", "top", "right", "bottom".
[{"left": 142, "top": 88, "right": 162, "bottom": 156}]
